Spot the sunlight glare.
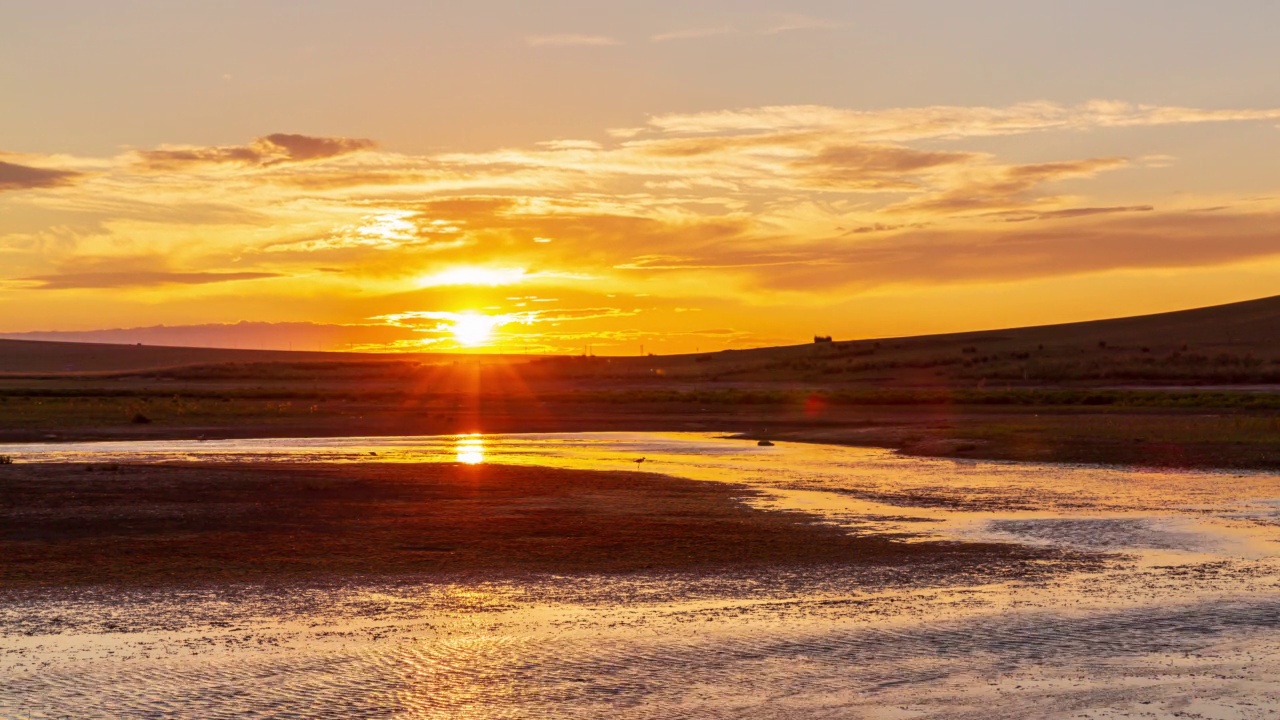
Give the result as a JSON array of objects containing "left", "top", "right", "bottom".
[
  {"left": 450, "top": 312, "right": 502, "bottom": 347},
  {"left": 418, "top": 267, "right": 527, "bottom": 288},
  {"left": 455, "top": 434, "right": 485, "bottom": 465}
]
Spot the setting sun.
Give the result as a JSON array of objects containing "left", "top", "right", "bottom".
[
  {"left": 454, "top": 435, "right": 485, "bottom": 464},
  {"left": 450, "top": 312, "right": 502, "bottom": 347}
]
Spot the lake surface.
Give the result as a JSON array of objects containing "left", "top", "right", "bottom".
[{"left": 5, "top": 432, "right": 1280, "bottom": 718}]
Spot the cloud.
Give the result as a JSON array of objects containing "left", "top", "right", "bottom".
[
  {"left": 273, "top": 169, "right": 429, "bottom": 190},
  {"left": 789, "top": 144, "right": 975, "bottom": 190},
  {"left": 640, "top": 101, "right": 1280, "bottom": 140},
  {"left": 649, "top": 15, "right": 838, "bottom": 42},
  {"left": 8, "top": 99, "right": 1280, "bottom": 351},
  {"left": 847, "top": 210, "right": 1280, "bottom": 286},
  {"left": 634, "top": 209, "right": 1280, "bottom": 292},
  {"left": 0, "top": 161, "right": 84, "bottom": 191},
  {"left": 440, "top": 101, "right": 1280, "bottom": 213},
  {"left": 525, "top": 34, "right": 621, "bottom": 47},
  {"left": 992, "top": 205, "right": 1155, "bottom": 223},
  {"left": 0, "top": 321, "right": 420, "bottom": 351},
  {"left": 650, "top": 26, "right": 736, "bottom": 42},
  {"left": 262, "top": 134, "right": 373, "bottom": 162},
  {"left": 20, "top": 270, "right": 282, "bottom": 290},
  {"left": 761, "top": 14, "right": 842, "bottom": 35},
  {"left": 887, "top": 157, "right": 1132, "bottom": 216},
  {"left": 613, "top": 254, "right": 814, "bottom": 271},
  {"left": 258, "top": 209, "right": 474, "bottom": 254},
  {"left": 374, "top": 305, "right": 638, "bottom": 331},
  {"left": 135, "top": 133, "right": 376, "bottom": 170}
]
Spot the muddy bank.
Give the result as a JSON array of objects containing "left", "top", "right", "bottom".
[
  {"left": 0, "top": 462, "right": 1080, "bottom": 589},
  {"left": 733, "top": 411, "right": 1280, "bottom": 470}
]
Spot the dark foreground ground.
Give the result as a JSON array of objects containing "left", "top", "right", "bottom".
[{"left": 0, "top": 461, "right": 1077, "bottom": 589}]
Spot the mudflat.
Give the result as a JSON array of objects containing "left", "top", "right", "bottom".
[{"left": 0, "top": 461, "right": 1068, "bottom": 589}]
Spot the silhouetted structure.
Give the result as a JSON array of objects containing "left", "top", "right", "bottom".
[{"left": 813, "top": 335, "right": 833, "bottom": 343}]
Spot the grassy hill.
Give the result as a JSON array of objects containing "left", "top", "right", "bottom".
[
  {"left": 5, "top": 293, "right": 1280, "bottom": 388},
  {"left": 651, "top": 293, "right": 1280, "bottom": 387},
  {"left": 0, "top": 339, "right": 517, "bottom": 376}
]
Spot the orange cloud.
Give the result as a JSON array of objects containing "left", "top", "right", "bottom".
[
  {"left": 888, "top": 157, "right": 1133, "bottom": 216},
  {"left": 639, "top": 101, "right": 1280, "bottom": 139},
  {"left": 674, "top": 209, "right": 1280, "bottom": 291},
  {"left": 7, "top": 100, "right": 1280, "bottom": 352},
  {"left": 135, "top": 133, "right": 376, "bottom": 170},
  {"left": 0, "top": 161, "right": 84, "bottom": 191},
  {"left": 20, "top": 270, "right": 283, "bottom": 290}
]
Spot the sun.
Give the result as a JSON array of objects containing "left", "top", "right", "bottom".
[
  {"left": 450, "top": 312, "right": 501, "bottom": 347},
  {"left": 455, "top": 434, "right": 485, "bottom": 464}
]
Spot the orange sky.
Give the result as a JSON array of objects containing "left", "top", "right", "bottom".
[{"left": 3, "top": 3, "right": 1280, "bottom": 354}]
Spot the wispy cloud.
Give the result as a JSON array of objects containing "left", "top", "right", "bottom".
[
  {"left": 649, "top": 15, "right": 839, "bottom": 43},
  {"left": 21, "top": 270, "right": 282, "bottom": 290},
  {"left": 650, "top": 26, "right": 736, "bottom": 42},
  {"left": 525, "top": 34, "right": 621, "bottom": 47},
  {"left": 761, "top": 14, "right": 843, "bottom": 35},
  {"left": 641, "top": 101, "right": 1280, "bottom": 139},
  {"left": 0, "top": 322, "right": 420, "bottom": 352},
  {"left": 135, "top": 133, "right": 376, "bottom": 171}
]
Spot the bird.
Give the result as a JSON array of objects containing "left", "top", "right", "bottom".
[
  {"left": 369, "top": 451, "right": 378, "bottom": 456},
  {"left": 633, "top": 457, "right": 646, "bottom": 465}
]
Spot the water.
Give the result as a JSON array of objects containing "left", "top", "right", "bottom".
[{"left": 5, "top": 432, "right": 1280, "bottom": 718}]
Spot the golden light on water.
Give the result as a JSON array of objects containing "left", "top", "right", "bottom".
[{"left": 455, "top": 434, "right": 485, "bottom": 464}]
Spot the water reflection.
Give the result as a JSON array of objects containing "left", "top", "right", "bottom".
[{"left": 454, "top": 434, "right": 485, "bottom": 465}]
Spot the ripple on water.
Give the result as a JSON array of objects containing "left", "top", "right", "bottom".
[{"left": 6, "top": 597, "right": 1280, "bottom": 718}]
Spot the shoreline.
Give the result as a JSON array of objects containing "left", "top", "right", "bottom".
[{"left": 6, "top": 404, "right": 1280, "bottom": 472}]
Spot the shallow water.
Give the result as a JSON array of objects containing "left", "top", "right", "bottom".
[
  {"left": 6, "top": 432, "right": 1279, "bottom": 559},
  {"left": 6, "top": 432, "right": 1280, "bottom": 718}
]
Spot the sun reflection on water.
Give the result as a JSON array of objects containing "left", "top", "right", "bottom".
[{"left": 455, "top": 434, "right": 486, "bottom": 465}]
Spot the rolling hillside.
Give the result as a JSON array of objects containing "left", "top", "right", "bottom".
[{"left": 4, "top": 294, "right": 1280, "bottom": 387}]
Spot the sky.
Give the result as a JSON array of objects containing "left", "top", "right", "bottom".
[{"left": 3, "top": 0, "right": 1280, "bottom": 354}]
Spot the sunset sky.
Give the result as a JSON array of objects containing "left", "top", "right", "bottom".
[{"left": 3, "top": 1, "right": 1280, "bottom": 354}]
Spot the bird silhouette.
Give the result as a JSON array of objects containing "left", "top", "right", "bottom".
[{"left": 633, "top": 457, "right": 646, "bottom": 465}]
